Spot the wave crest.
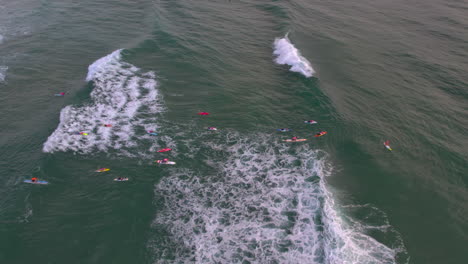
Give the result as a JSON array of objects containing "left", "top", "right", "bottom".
[{"left": 273, "top": 36, "right": 315, "bottom": 78}]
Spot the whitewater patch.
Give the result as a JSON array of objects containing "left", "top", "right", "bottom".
[
  {"left": 43, "top": 50, "right": 164, "bottom": 156},
  {"left": 150, "top": 133, "right": 406, "bottom": 263},
  {"left": 0, "top": 65, "right": 7, "bottom": 82},
  {"left": 273, "top": 36, "right": 315, "bottom": 78}
]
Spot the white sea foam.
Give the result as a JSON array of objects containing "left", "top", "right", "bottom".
[
  {"left": 43, "top": 50, "right": 164, "bottom": 155},
  {"left": 273, "top": 36, "right": 315, "bottom": 77},
  {"left": 0, "top": 65, "right": 7, "bottom": 82},
  {"left": 151, "top": 133, "right": 406, "bottom": 263}
]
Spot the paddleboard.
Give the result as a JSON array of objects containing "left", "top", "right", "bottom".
[
  {"left": 277, "top": 128, "right": 292, "bottom": 132},
  {"left": 96, "top": 168, "right": 110, "bottom": 172},
  {"left": 114, "top": 178, "right": 128, "bottom": 182},
  {"left": 157, "top": 148, "right": 172, "bottom": 152},
  {"left": 148, "top": 132, "right": 158, "bottom": 136},
  {"left": 24, "top": 180, "right": 49, "bottom": 185},
  {"left": 156, "top": 160, "right": 176, "bottom": 165},
  {"left": 207, "top": 127, "right": 217, "bottom": 131},
  {"left": 283, "top": 139, "right": 307, "bottom": 142}
]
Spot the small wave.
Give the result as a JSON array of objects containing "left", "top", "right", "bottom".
[
  {"left": 0, "top": 65, "right": 7, "bottom": 82},
  {"left": 43, "top": 50, "right": 164, "bottom": 155},
  {"left": 150, "top": 133, "right": 405, "bottom": 263},
  {"left": 273, "top": 36, "right": 315, "bottom": 78}
]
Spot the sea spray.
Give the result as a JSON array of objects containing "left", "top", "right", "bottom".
[{"left": 273, "top": 36, "right": 315, "bottom": 78}]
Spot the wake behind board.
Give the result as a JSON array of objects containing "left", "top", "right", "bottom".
[
  {"left": 283, "top": 139, "right": 307, "bottom": 142},
  {"left": 24, "top": 180, "right": 49, "bottom": 185}
]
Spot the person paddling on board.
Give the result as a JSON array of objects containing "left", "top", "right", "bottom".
[
  {"left": 31, "top": 177, "right": 38, "bottom": 182},
  {"left": 315, "top": 131, "right": 327, "bottom": 137},
  {"left": 162, "top": 158, "right": 169, "bottom": 164},
  {"left": 291, "top": 136, "right": 298, "bottom": 142},
  {"left": 55, "top": 92, "right": 65, "bottom": 97},
  {"left": 384, "top": 140, "right": 392, "bottom": 151},
  {"left": 103, "top": 124, "right": 112, "bottom": 127}
]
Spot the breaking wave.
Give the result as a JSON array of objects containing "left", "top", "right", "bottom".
[
  {"left": 43, "top": 50, "right": 164, "bottom": 156},
  {"left": 0, "top": 65, "right": 7, "bottom": 82},
  {"left": 150, "top": 133, "right": 406, "bottom": 263},
  {"left": 273, "top": 36, "right": 315, "bottom": 78}
]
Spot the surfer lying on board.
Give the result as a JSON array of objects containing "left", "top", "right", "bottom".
[
  {"left": 54, "top": 92, "right": 65, "bottom": 97},
  {"left": 291, "top": 136, "right": 298, "bottom": 141},
  {"left": 161, "top": 158, "right": 169, "bottom": 164}
]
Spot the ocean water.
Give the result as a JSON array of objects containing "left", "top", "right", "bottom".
[{"left": 0, "top": 0, "right": 467, "bottom": 263}]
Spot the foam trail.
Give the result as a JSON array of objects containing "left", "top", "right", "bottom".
[
  {"left": 0, "top": 65, "right": 7, "bottom": 82},
  {"left": 151, "top": 133, "right": 406, "bottom": 263},
  {"left": 273, "top": 36, "right": 315, "bottom": 77},
  {"left": 43, "top": 50, "right": 164, "bottom": 155}
]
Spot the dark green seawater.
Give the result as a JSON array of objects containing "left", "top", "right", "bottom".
[{"left": 1, "top": 0, "right": 467, "bottom": 263}]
